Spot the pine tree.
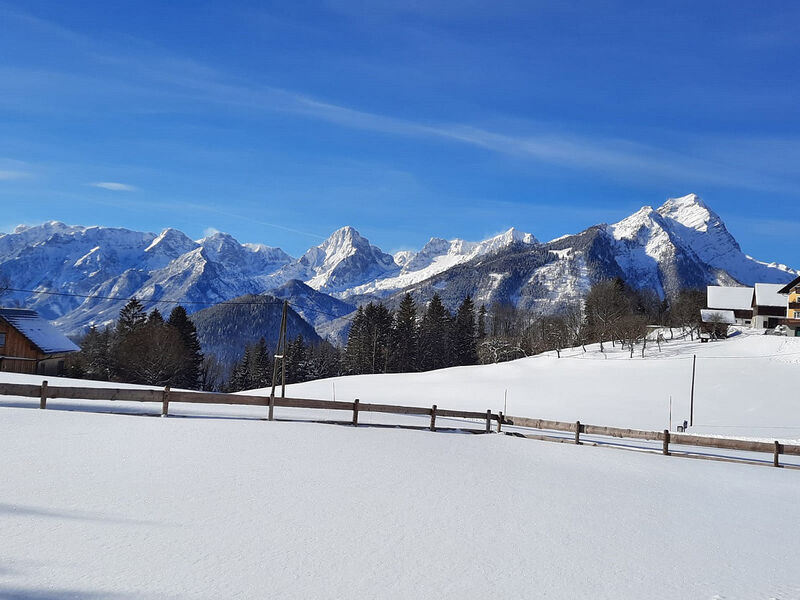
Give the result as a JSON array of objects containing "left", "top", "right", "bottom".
[
  {"left": 285, "top": 335, "right": 308, "bottom": 383},
  {"left": 364, "top": 302, "right": 392, "bottom": 374},
  {"left": 452, "top": 295, "right": 477, "bottom": 366},
  {"left": 346, "top": 306, "right": 368, "bottom": 374},
  {"left": 477, "top": 304, "right": 487, "bottom": 340},
  {"left": 246, "top": 338, "right": 271, "bottom": 389},
  {"left": 167, "top": 305, "right": 204, "bottom": 389},
  {"left": 147, "top": 308, "right": 164, "bottom": 325},
  {"left": 117, "top": 299, "right": 147, "bottom": 338},
  {"left": 417, "top": 293, "right": 452, "bottom": 371},
  {"left": 389, "top": 293, "right": 417, "bottom": 373}
]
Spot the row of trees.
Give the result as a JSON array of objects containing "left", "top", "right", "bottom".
[
  {"left": 344, "top": 294, "right": 481, "bottom": 375},
  {"left": 345, "top": 281, "right": 707, "bottom": 370},
  {"left": 226, "top": 335, "right": 341, "bottom": 392},
  {"left": 478, "top": 279, "right": 706, "bottom": 361},
  {"left": 67, "top": 300, "right": 205, "bottom": 388},
  {"left": 67, "top": 279, "right": 708, "bottom": 388}
]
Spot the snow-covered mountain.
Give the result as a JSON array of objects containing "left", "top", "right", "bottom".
[
  {"left": 346, "top": 227, "right": 538, "bottom": 298},
  {"left": 0, "top": 222, "right": 292, "bottom": 334},
  {"left": 265, "top": 226, "right": 398, "bottom": 294},
  {"left": 391, "top": 193, "right": 794, "bottom": 313},
  {"left": 0, "top": 194, "right": 795, "bottom": 341}
]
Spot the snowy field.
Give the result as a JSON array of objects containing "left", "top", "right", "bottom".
[
  {"left": 2, "top": 407, "right": 800, "bottom": 599},
  {"left": 2, "top": 328, "right": 800, "bottom": 598},
  {"left": 280, "top": 327, "right": 800, "bottom": 442}
]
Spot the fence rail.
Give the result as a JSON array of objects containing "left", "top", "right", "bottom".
[{"left": 2, "top": 381, "right": 798, "bottom": 468}]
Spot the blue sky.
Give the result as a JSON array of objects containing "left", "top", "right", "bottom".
[{"left": 1, "top": 1, "right": 799, "bottom": 263}]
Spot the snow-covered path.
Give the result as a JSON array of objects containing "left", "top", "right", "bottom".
[{"left": 2, "top": 407, "right": 799, "bottom": 599}]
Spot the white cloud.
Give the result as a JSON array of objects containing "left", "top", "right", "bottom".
[
  {"left": 0, "top": 169, "right": 30, "bottom": 180},
  {"left": 202, "top": 227, "right": 220, "bottom": 237},
  {"left": 89, "top": 181, "right": 138, "bottom": 192}
]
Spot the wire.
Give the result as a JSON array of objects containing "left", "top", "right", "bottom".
[{"left": 5, "top": 287, "right": 353, "bottom": 320}]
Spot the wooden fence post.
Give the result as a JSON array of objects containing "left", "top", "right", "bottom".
[
  {"left": 39, "top": 380, "right": 48, "bottom": 410},
  {"left": 430, "top": 404, "right": 437, "bottom": 432},
  {"left": 268, "top": 394, "right": 275, "bottom": 421},
  {"left": 774, "top": 441, "right": 781, "bottom": 468},
  {"left": 353, "top": 399, "right": 359, "bottom": 427},
  {"left": 497, "top": 411, "right": 503, "bottom": 433},
  {"left": 663, "top": 430, "right": 670, "bottom": 456},
  {"left": 575, "top": 421, "right": 581, "bottom": 445},
  {"left": 161, "top": 386, "right": 170, "bottom": 417},
  {"left": 485, "top": 410, "right": 491, "bottom": 433}
]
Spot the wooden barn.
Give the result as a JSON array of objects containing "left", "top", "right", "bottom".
[{"left": 0, "top": 308, "right": 80, "bottom": 375}]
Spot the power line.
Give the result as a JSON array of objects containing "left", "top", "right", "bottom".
[{"left": 5, "top": 287, "right": 353, "bottom": 320}]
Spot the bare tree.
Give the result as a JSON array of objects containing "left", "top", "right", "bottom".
[
  {"left": 585, "top": 279, "right": 632, "bottom": 351},
  {"left": 617, "top": 315, "right": 649, "bottom": 358}
]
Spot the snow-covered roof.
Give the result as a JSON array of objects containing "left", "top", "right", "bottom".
[
  {"left": 706, "top": 286, "right": 753, "bottom": 311},
  {"left": 0, "top": 308, "right": 80, "bottom": 354},
  {"left": 700, "top": 309, "right": 736, "bottom": 324},
  {"left": 778, "top": 275, "right": 800, "bottom": 295},
  {"left": 754, "top": 283, "right": 787, "bottom": 308}
]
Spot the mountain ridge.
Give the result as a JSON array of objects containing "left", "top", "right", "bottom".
[{"left": 0, "top": 194, "right": 794, "bottom": 341}]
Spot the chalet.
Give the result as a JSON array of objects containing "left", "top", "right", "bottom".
[
  {"left": 777, "top": 275, "right": 800, "bottom": 336},
  {"left": 706, "top": 286, "right": 753, "bottom": 326},
  {"left": 0, "top": 308, "right": 79, "bottom": 375},
  {"left": 752, "top": 283, "right": 789, "bottom": 329}
]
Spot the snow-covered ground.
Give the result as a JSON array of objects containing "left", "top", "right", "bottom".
[
  {"left": 277, "top": 327, "right": 800, "bottom": 442},
  {"left": 2, "top": 407, "right": 800, "bottom": 599},
  {"left": 2, "top": 328, "right": 800, "bottom": 598}
]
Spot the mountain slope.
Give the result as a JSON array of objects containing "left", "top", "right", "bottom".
[
  {"left": 190, "top": 294, "right": 321, "bottom": 365},
  {"left": 267, "top": 279, "right": 356, "bottom": 328}
]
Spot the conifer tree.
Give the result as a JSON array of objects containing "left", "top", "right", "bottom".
[
  {"left": 452, "top": 295, "right": 477, "bottom": 366},
  {"left": 477, "top": 304, "right": 487, "bottom": 340},
  {"left": 417, "top": 293, "right": 452, "bottom": 371},
  {"left": 168, "top": 305, "right": 204, "bottom": 389},
  {"left": 389, "top": 293, "right": 417, "bottom": 373},
  {"left": 346, "top": 306, "right": 368, "bottom": 374},
  {"left": 147, "top": 308, "right": 164, "bottom": 325},
  {"left": 117, "top": 299, "right": 147, "bottom": 338},
  {"left": 285, "top": 335, "right": 308, "bottom": 383}
]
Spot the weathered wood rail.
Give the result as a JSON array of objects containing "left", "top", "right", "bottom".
[
  {"left": 502, "top": 415, "right": 800, "bottom": 465},
  {"left": 2, "top": 381, "right": 798, "bottom": 468},
  {"left": 0, "top": 381, "right": 499, "bottom": 433}
]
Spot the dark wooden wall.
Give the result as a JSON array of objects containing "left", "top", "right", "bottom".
[{"left": 0, "top": 322, "right": 43, "bottom": 374}]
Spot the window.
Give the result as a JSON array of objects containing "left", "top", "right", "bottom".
[
  {"left": 0, "top": 332, "right": 5, "bottom": 348},
  {"left": 794, "top": 311, "right": 800, "bottom": 319}
]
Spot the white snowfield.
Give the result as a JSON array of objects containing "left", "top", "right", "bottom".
[
  {"left": 2, "top": 328, "right": 800, "bottom": 598},
  {"left": 277, "top": 327, "right": 800, "bottom": 442}
]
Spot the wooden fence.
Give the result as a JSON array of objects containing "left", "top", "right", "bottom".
[
  {"left": 0, "top": 381, "right": 499, "bottom": 433},
  {"left": 2, "top": 381, "right": 799, "bottom": 468}
]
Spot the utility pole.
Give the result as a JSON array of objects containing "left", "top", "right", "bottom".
[
  {"left": 689, "top": 354, "right": 696, "bottom": 427},
  {"left": 269, "top": 300, "right": 289, "bottom": 420}
]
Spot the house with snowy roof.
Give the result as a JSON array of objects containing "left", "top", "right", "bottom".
[
  {"left": 751, "top": 283, "right": 789, "bottom": 329},
  {"left": 0, "top": 308, "right": 79, "bottom": 375},
  {"left": 776, "top": 276, "right": 800, "bottom": 336},
  {"left": 706, "top": 286, "right": 754, "bottom": 326}
]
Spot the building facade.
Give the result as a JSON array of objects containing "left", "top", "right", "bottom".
[{"left": 0, "top": 308, "right": 80, "bottom": 375}]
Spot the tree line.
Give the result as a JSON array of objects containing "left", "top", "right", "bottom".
[
  {"left": 345, "top": 293, "right": 480, "bottom": 374},
  {"left": 66, "top": 299, "right": 205, "bottom": 388},
  {"left": 66, "top": 279, "right": 707, "bottom": 388},
  {"left": 225, "top": 335, "right": 341, "bottom": 392},
  {"left": 344, "top": 280, "right": 706, "bottom": 373}
]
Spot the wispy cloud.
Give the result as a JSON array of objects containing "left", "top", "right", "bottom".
[
  {"left": 0, "top": 169, "right": 30, "bottom": 180},
  {"left": 5, "top": 6, "right": 800, "bottom": 197},
  {"left": 89, "top": 181, "right": 138, "bottom": 192}
]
